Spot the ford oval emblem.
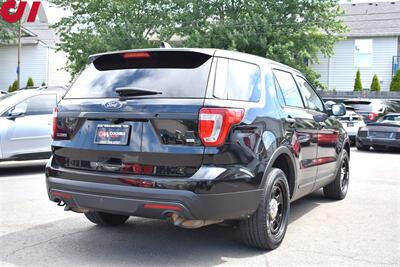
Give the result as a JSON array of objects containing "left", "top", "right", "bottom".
[{"left": 103, "top": 100, "right": 124, "bottom": 110}]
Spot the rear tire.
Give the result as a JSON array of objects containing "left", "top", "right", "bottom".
[
  {"left": 239, "top": 168, "right": 290, "bottom": 250},
  {"left": 356, "top": 144, "right": 369, "bottom": 151},
  {"left": 323, "top": 150, "right": 349, "bottom": 200},
  {"left": 84, "top": 212, "right": 129, "bottom": 226}
]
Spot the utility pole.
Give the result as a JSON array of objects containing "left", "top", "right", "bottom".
[{"left": 17, "top": 18, "right": 22, "bottom": 89}]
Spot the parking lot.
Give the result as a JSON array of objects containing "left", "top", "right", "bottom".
[{"left": 0, "top": 148, "right": 399, "bottom": 267}]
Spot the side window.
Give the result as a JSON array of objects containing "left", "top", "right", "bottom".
[
  {"left": 296, "top": 76, "right": 325, "bottom": 112},
  {"left": 274, "top": 76, "right": 286, "bottom": 106},
  {"left": 214, "top": 58, "right": 261, "bottom": 102},
  {"left": 273, "top": 69, "right": 304, "bottom": 108},
  {"left": 13, "top": 95, "right": 56, "bottom": 116},
  {"left": 214, "top": 58, "right": 229, "bottom": 99}
]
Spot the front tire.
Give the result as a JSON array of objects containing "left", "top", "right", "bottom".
[
  {"left": 239, "top": 168, "right": 290, "bottom": 250},
  {"left": 323, "top": 150, "right": 349, "bottom": 200},
  {"left": 84, "top": 211, "right": 129, "bottom": 226}
]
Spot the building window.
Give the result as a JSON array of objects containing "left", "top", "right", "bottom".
[{"left": 354, "top": 39, "right": 373, "bottom": 68}]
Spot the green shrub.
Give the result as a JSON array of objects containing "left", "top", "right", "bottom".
[
  {"left": 8, "top": 80, "right": 18, "bottom": 92},
  {"left": 354, "top": 69, "right": 363, "bottom": 91},
  {"left": 390, "top": 69, "right": 400, "bottom": 92},
  {"left": 26, "top": 77, "right": 34, "bottom": 87},
  {"left": 370, "top": 74, "right": 381, "bottom": 92},
  {"left": 41, "top": 81, "right": 46, "bottom": 86}
]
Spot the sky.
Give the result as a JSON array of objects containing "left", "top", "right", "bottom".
[{"left": 31, "top": 0, "right": 400, "bottom": 24}]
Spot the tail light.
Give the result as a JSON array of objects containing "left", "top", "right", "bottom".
[
  {"left": 198, "top": 108, "right": 244, "bottom": 147},
  {"left": 368, "top": 112, "right": 378, "bottom": 121},
  {"left": 52, "top": 107, "right": 71, "bottom": 140},
  {"left": 122, "top": 52, "right": 151, "bottom": 59}
]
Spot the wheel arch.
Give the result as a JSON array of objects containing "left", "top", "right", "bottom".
[{"left": 260, "top": 146, "right": 297, "bottom": 199}]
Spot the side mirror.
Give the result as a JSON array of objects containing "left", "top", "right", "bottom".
[
  {"left": 7, "top": 108, "right": 25, "bottom": 120},
  {"left": 330, "top": 104, "right": 346, "bottom": 117}
]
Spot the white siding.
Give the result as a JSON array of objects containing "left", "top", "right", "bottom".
[
  {"left": 48, "top": 48, "right": 71, "bottom": 86},
  {"left": 0, "top": 44, "right": 48, "bottom": 90},
  {"left": 311, "top": 37, "right": 398, "bottom": 91}
]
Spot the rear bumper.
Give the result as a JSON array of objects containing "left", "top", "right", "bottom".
[
  {"left": 46, "top": 176, "right": 263, "bottom": 221},
  {"left": 356, "top": 137, "right": 400, "bottom": 148}
]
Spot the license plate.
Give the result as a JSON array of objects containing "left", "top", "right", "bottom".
[
  {"left": 94, "top": 124, "right": 130, "bottom": 145},
  {"left": 347, "top": 122, "right": 354, "bottom": 127}
]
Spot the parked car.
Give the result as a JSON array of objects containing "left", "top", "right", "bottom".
[
  {"left": 343, "top": 99, "right": 400, "bottom": 124},
  {"left": 0, "top": 90, "right": 7, "bottom": 95},
  {"left": 0, "top": 87, "right": 66, "bottom": 161},
  {"left": 337, "top": 107, "right": 366, "bottom": 144},
  {"left": 46, "top": 48, "right": 350, "bottom": 250},
  {"left": 356, "top": 113, "right": 400, "bottom": 151}
]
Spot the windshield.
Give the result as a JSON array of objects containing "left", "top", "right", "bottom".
[
  {"left": 64, "top": 51, "right": 213, "bottom": 99},
  {"left": 0, "top": 92, "right": 22, "bottom": 114}
]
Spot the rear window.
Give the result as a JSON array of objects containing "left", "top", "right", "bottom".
[
  {"left": 343, "top": 100, "right": 382, "bottom": 112},
  {"left": 64, "top": 51, "right": 212, "bottom": 99}
]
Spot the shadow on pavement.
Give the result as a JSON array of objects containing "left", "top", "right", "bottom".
[
  {"left": 0, "top": 191, "right": 334, "bottom": 266},
  {"left": 0, "top": 162, "right": 46, "bottom": 178}
]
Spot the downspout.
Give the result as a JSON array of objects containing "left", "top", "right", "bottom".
[
  {"left": 327, "top": 56, "right": 331, "bottom": 90},
  {"left": 47, "top": 46, "right": 50, "bottom": 85}
]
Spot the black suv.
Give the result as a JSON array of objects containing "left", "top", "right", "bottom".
[{"left": 46, "top": 48, "right": 350, "bottom": 250}]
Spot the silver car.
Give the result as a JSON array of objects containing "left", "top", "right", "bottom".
[
  {"left": 0, "top": 87, "right": 65, "bottom": 161},
  {"left": 337, "top": 107, "right": 366, "bottom": 144}
]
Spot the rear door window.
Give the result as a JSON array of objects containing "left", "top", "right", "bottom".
[
  {"left": 64, "top": 51, "right": 212, "bottom": 99},
  {"left": 273, "top": 69, "right": 304, "bottom": 108},
  {"left": 214, "top": 58, "right": 261, "bottom": 102}
]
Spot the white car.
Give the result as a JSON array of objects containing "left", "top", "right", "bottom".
[
  {"left": 338, "top": 107, "right": 366, "bottom": 144},
  {"left": 0, "top": 87, "right": 65, "bottom": 161}
]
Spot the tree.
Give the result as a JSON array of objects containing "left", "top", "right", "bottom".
[
  {"left": 354, "top": 70, "right": 363, "bottom": 91},
  {"left": 171, "top": 1, "right": 347, "bottom": 88},
  {"left": 51, "top": 0, "right": 347, "bottom": 86},
  {"left": 50, "top": 0, "right": 181, "bottom": 77},
  {"left": 8, "top": 80, "right": 18, "bottom": 92},
  {"left": 370, "top": 74, "right": 381, "bottom": 92},
  {"left": 390, "top": 69, "right": 400, "bottom": 92},
  {"left": 41, "top": 81, "right": 46, "bottom": 86},
  {"left": 0, "top": 1, "right": 18, "bottom": 44},
  {"left": 26, "top": 77, "right": 34, "bottom": 87}
]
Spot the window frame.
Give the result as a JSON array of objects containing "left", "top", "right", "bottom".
[{"left": 354, "top": 39, "right": 373, "bottom": 68}]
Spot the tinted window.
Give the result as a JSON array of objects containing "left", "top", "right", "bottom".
[
  {"left": 296, "top": 76, "right": 325, "bottom": 112},
  {"left": 343, "top": 100, "right": 383, "bottom": 113},
  {"left": 214, "top": 58, "right": 261, "bottom": 102},
  {"left": 13, "top": 94, "right": 56, "bottom": 116},
  {"left": 273, "top": 70, "right": 304, "bottom": 108},
  {"left": 65, "top": 52, "right": 212, "bottom": 99},
  {"left": 383, "top": 115, "right": 400, "bottom": 121}
]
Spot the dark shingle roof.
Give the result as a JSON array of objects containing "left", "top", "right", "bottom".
[{"left": 340, "top": 1, "right": 400, "bottom": 37}]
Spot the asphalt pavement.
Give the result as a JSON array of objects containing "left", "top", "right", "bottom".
[{"left": 0, "top": 148, "right": 399, "bottom": 267}]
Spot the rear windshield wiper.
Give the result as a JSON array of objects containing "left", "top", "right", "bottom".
[{"left": 115, "top": 87, "right": 162, "bottom": 99}]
